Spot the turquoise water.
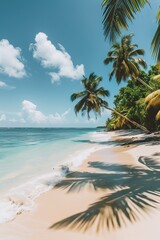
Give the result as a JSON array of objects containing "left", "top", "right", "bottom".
[
  {"left": 0, "top": 128, "right": 112, "bottom": 223},
  {"left": 0, "top": 128, "right": 95, "bottom": 193}
]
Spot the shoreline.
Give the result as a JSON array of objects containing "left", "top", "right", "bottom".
[
  {"left": 0, "top": 130, "right": 113, "bottom": 224},
  {"left": 0, "top": 130, "right": 160, "bottom": 239}
]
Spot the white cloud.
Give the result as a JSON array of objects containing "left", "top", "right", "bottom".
[
  {"left": 0, "top": 39, "right": 26, "bottom": 78},
  {"left": 30, "top": 32, "right": 85, "bottom": 83},
  {"left": 22, "top": 100, "right": 70, "bottom": 124},
  {"left": 0, "top": 114, "right": 6, "bottom": 121},
  {"left": 22, "top": 100, "right": 47, "bottom": 123},
  {"left": 0, "top": 81, "right": 15, "bottom": 89}
]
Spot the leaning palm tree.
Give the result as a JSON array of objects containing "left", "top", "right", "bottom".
[
  {"left": 71, "top": 73, "right": 150, "bottom": 133},
  {"left": 102, "top": 0, "right": 149, "bottom": 43},
  {"left": 104, "top": 34, "right": 153, "bottom": 90}
]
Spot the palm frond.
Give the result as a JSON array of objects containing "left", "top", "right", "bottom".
[
  {"left": 156, "top": 111, "right": 160, "bottom": 121},
  {"left": 74, "top": 96, "right": 88, "bottom": 115},
  {"left": 129, "top": 49, "right": 145, "bottom": 57},
  {"left": 145, "top": 89, "right": 160, "bottom": 105},
  {"left": 102, "top": 0, "right": 149, "bottom": 42},
  {"left": 95, "top": 87, "right": 110, "bottom": 97},
  {"left": 152, "top": 74, "right": 160, "bottom": 81},
  {"left": 104, "top": 56, "right": 116, "bottom": 65},
  {"left": 109, "top": 69, "right": 115, "bottom": 81},
  {"left": 71, "top": 91, "right": 87, "bottom": 102},
  {"left": 145, "top": 90, "right": 160, "bottom": 121},
  {"left": 133, "top": 58, "right": 147, "bottom": 69},
  {"left": 127, "top": 60, "right": 141, "bottom": 76}
]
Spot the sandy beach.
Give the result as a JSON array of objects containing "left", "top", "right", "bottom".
[
  {"left": 0, "top": 131, "right": 160, "bottom": 240},
  {"left": 0, "top": 0, "right": 160, "bottom": 239}
]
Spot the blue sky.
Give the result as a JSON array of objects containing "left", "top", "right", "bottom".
[{"left": 0, "top": 0, "right": 159, "bottom": 127}]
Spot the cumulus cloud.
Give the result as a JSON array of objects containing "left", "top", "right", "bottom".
[
  {"left": 0, "top": 114, "right": 6, "bottom": 121},
  {"left": 30, "top": 32, "right": 85, "bottom": 83},
  {"left": 22, "top": 100, "right": 70, "bottom": 124},
  {"left": 22, "top": 100, "right": 47, "bottom": 123},
  {"left": 0, "top": 39, "right": 26, "bottom": 78},
  {"left": 0, "top": 81, "right": 15, "bottom": 89}
]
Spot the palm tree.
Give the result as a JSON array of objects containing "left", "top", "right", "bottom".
[
  {"left": 102, "top": 1, "right": 160, "bottom": 62},
  {"left": 102, "top": 0, "right": 149, "bottom": 43},
  {"left": 104, "top": 34, "right": 153, "bottom": 90},
  {"left": 71, "top": 73, "right": 150, "bottom": 133}
]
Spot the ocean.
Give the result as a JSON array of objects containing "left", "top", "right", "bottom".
[{"left": 0, "top": 128, "right": 113, "bottom": 224}]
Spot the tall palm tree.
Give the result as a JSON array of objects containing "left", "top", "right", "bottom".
[
  {"left": 102, "top": 0, "right": 149, "bottom": 43},
  {"left": 104, "top": 34, "right": 153, "bottom": 90},
  {"left": 71, "top": 73, "right": 150, "bottom": 133}
]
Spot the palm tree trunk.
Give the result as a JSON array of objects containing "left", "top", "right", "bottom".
[
  {"left": 105, "top": 106, "right": 150, "bottom": 134},
  {"left": 131, "top": 75, "right": 154, "bottom": 91}
]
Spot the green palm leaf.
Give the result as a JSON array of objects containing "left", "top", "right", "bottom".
[
  {"left": 129, "top": 49, "right": 145, "bottom": 57},
  {"left": 102, "top": 0, "right": 149, "bottom": 42},
  {"left": 104, "top": 34, "right": 153, "bottom": 90}
]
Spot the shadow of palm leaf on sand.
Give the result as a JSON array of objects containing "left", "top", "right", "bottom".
[{"left": 50, "top": 153, "right": 160, "bottom": 232}]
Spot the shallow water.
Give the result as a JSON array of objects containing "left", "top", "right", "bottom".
[{"left": 0, "top": 128, "right": 114, "bottom": 223}]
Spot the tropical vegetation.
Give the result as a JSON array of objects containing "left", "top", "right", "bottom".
[
  {"left": 106, "top": 67, "right": 160, "bottom": 132},
  {"left": 70, "top": 1, "right": 160, "bottom": 133}
]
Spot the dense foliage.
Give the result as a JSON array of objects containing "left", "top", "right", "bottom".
[{"left": 106, "top": 67, "right": 160, "bottom": 132}]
